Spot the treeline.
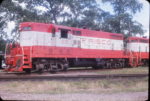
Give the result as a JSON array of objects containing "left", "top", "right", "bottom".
[{"left": 0, "top": 0, "right": 145, "bottom": 51}]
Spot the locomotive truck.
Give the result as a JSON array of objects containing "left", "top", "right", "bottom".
[{"left": 4, "top": 22, "right": 149, "bottom": 73}]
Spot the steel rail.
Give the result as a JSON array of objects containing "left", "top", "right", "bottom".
[{"left": 0, "top": 74, "right": 148, "bottom": 81}]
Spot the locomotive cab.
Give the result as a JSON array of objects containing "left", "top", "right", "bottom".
[{"left": 5, "top": 22, "right": 69, "bottom": 73}]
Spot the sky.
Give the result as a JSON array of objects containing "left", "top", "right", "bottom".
[
  {"left": 97, "top": 0, "right": 149, "bottom": 37},
  {"left": 6, "top": 0, "right": 150, "bottom": 39},
  {"left": 133, "top": 0, "right": 149, "bottom": 37}
]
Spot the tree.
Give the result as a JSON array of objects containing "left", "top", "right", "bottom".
[
  {"left": 101, "top": 0, "right": 144, "bottom": 36},
  {"left": 59, "top": 0, "right": 104, "bottom": 29},
  {"left": 0, "top": 0, "right": 145, "bottom": 43},
  {"left": 0, "top": 6, "right": 9, "bottom": 39},
  {"left": 0, "top": 38, "right": 6, "bottom": 52},
  {"left": 0, "top": 0, "right": 48, "bottom": 41}
]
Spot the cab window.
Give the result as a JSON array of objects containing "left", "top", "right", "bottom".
[{"left": 59, "top": 29, "right": 70, "bottom": 38}]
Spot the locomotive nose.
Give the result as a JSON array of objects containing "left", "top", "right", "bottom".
[{"left": 5, "top": 42, "right": 24, "bottom": 72}]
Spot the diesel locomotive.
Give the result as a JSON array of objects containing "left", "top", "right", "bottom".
[{"left": 4, "top": 22, "right": 149, "bottom": 73}]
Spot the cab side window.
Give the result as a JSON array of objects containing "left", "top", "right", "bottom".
[{"left": 60, "top": 29, "right": 68, "bottom": 38}]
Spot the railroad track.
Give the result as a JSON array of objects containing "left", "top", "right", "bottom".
[
  {"left": 0, "top": 73, "right": 148, "bottom": 81},
  {"left": 0, "top": 67, "right": 125, "bottom": 75}
]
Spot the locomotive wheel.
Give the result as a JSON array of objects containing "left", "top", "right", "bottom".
[
  {"left": 36, "top": 64, "right": 44, "bottom": 73},
  {"left": 106, "top": 63, "right": 111, "bottom": 69},
  {"left": 49, "top": 64, "right": 58, "bottom": 73},
  {"left": 62, "top": 64, "right": 68, "bottom": 72}
]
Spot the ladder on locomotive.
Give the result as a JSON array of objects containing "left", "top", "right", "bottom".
[{"left": 23, "top": 46, "right": 32, "bottom": 67}]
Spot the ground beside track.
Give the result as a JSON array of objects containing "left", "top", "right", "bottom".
[
  {"left": 0, "top": 77, "right": 148, "bottom": 101},
  {"left": 0, "top": 66, "right": 149, "bottom": 101},
  {"left": 0, "top": 91, "right": 148, "bottom": 101}
]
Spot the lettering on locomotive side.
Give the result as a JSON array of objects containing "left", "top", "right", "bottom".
[
  {"left": 79, "top": 37, "right": 121, "bottom": 50},
  {"left": 107, "top": 40, "right": 111, "bottom": 45},
  {"left": 81, "top": 37, "right": 112, "bottom": 45}
]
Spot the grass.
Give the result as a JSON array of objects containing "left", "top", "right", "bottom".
[
  {"left": 92, "top": 66, "right": 149, "bottom": 75},
  {"left": 69, "top": 66, "right": 149, "bottom": 75},
  {"left": 0, "top": 77, "right": 148, "bottom": 94}
]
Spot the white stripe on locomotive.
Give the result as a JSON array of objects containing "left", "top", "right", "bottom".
[{"left": 20, "top": 31, "right": 123, "bottom": 51}]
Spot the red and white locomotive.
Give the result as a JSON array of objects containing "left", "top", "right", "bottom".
[{"left": 5, "top": 22, "right": 149, "bottom": 73}]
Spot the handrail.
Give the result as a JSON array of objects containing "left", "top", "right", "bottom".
[
  {"left": 20, "top": 45, "right": 24, "bottom": 65},
  {"left": 30, "top": 45, "right": 32, "bottom": 62}
]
